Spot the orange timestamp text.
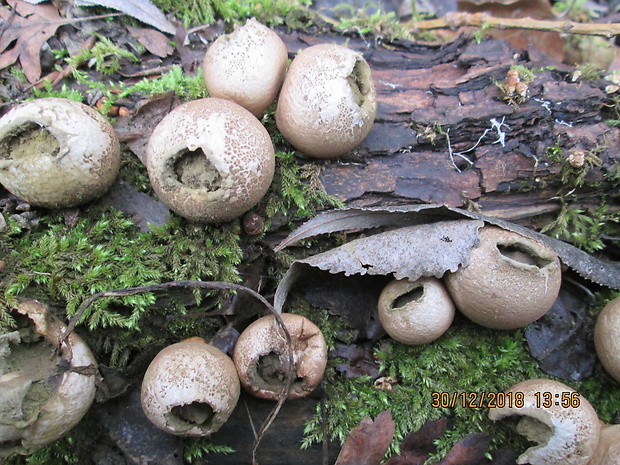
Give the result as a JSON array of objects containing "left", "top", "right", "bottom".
[{"left": 430, "top": 391, "right": 581, "bottom": 409}]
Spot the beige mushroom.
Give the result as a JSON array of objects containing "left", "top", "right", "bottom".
[
  {"left": 203, "top": 18, "right": 288, "bottom": 117},
  {"left": 146, "top": 98, "right": 275, "bottom": 223},
  {"left": 233, "top": 313, "right": 327, "bottom": 400},
  {"left": 589, "top": 423, "right": 620, "bottom": 465},
  {"left": 0, "top": 98, "right": 120, "bottom": 208},
  {"left": 0, "top": 298, "right": 98, "bottom": 457},
  {"left": 488, "top": 379, "right": 600, "bottom": 465},
  {"left": 275, "top": 43, "right": 377, "bottom": 158},
  {"left": 594, "top": 295, "right": 620, "bottom": 383},
  {"left": 444, "top": 226, "right": 562, "bottom": 330},
  {"left": 141, "top": 337, "right": 240, "bottom": 436},
  {"left": 378, "top": 277, "right": 455, "bottom": 345}
]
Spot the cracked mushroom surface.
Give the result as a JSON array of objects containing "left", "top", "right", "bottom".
[
  {"left": 141, "top": 337, "right": 240, "bottom": 436},
  {"left": 488, "top": 379, "right": 600, "bottom": 465},
  {"left": 203, "top": 18, "right": 288, "bottom": 117},
  {"left": 275, "top": 43, "right": 377, "bottom": 158},
  {"left": 233, "top": 313, "right": 327, "bottom": 400},
  {"left": 0, "top": 98, "right": 120, "bottom": 208},
  {"left": 146, "top": 98, "right": 275, "bottom": 223},
  {"left": 444, "top": 226, "right": 562, "bottom": 330},
  {"left": 594, "top": 295, "right": 620, "bottom": 383},
  {"left": 0, "top": 298, "right": 98, "bottom": 457},
  {"left": 378, "top": 277, "right": 455, "bottom": 345}
]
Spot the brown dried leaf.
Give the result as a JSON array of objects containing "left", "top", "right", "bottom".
[
  {"left": 435, "top": 433, "right": 492, "bottom": 465},
  {"left": 126, "top": 25, "right": 173, "bottom": 58},
  {"left": 0, "top": 0, "right": 76, "bottom": 82},
  {"left": 384, "top": 418, "right": 447, "bottom": 465},
  {"left": 113, "top": 92, "right": 181, "bottom": 164},
  {"left": 74, "top": 0, "right": 175, "bottom": 34},
  {"left": 336, "top": 411, "right": 395, "bottom": 465}
]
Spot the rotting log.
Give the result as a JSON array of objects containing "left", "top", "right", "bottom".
[{"left": 277, "top": 31, "right": 620, "bottom": 225}]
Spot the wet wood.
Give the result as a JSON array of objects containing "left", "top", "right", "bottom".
[{"left": 278, "top": 31, "right": 620, "bottom": 221}]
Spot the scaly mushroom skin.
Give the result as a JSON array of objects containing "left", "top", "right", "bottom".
[
  {"left": 589, "top": 424, "right": 620, "bottom": 465},
  {"left": 141, "top": 338, "right": 240, "bottom": 436},
  {"left": 444, "top": 226, "right": 562, "bottom": 330},
  {"left": 0, "top": 298, "right": 98, "bottom": 457},
  {"left": 203, "top": 18, "right": 288, "bottom": 117},
  {"left": 488, "top": 379, "right": 600, "bottom": 465},
  {"left": 275, "top": 44, "right": 377, "bottom": 158},
  {"left": 146, "top": 98, "right": 275, "bottom": 223},
  {"left": 233, "top": 314, "right": 327, "bottom": 400},
  {"left": 594, "top": 296, "right": 620, "bottom": 383},
  {"left": 0, "top": 98, "right": 120, "bottom": 208},
  {"left": 378, "top": 277, "right": 455, "bottom": 345}
]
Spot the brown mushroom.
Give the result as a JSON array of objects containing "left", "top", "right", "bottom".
[
  {"left": 594, "top": 295, "right": 620, "bottom": 383},
  {"left": 141, "top": 337, "right": 240, "bottom": 436},
  {"left": 488, "top": 379, "right": 600, "bottom": 465},
  {"left": 233, "top": 313, "right": 327, "bottom": 400},
  {"left": 0, "top": 298, "right": 98, "bottom": 457},
  {"left": 0, "top": 98, "right": 120, "bottom": 208},
  {"left": 203, "top": 18, "right": 288, "bottom": 117},
  {"left": 378, "top": 277, "right": 455, "bottom": 345},
  {"left": 275, "top": 43, "right": 377, "bottom": 158},
  {"left": 146, "top": 98, "right": 275, "bottom": 223},
  {"left": 444, "top": 226, "right": 562, "bottom": 330}
]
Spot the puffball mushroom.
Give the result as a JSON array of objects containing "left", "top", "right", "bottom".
[
  {"left": 378, "top": 277, "right": 455, "bottom": 345},
  {"left": 146, "top": 98, "right": 275, "bottom": 223},
  {"left": 141, "top": 337, "right": 240, "bottom": 436},
  {"left": 0, "top": 97, "right": 120, "bottom": 208},
  {"left": 233, "top": 313, "right": 327, "bottom": 400},
  {"left": 444, "top": 226, "right": 562, "bottom": 330},
  {"left": 275, "top": 43, "right": 377, "bottom": 158},
  {"left": 594, "top": 295, "right": 620, "bottom": 383},
  {"left": 203, "top": 18, "right": 288, "bottom": 117},
  {"left": 0, "top": 298, "right": 98, "bottom": 457},
  {"left": 488, "top": 379, "right": 600, "bottom": 465},
  {"left": 589, "top": 424, "right": 620, "bottom": 465}
]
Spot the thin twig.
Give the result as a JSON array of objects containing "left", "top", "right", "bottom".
[
  {"left": 63, "top": 280, "right": 295, "bottom": 465},
  {"left": 408, "top": 12, "right": 620, "bottom": 37}
]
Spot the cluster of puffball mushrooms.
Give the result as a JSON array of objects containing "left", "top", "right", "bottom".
[{"left": 0, "top": 18, "right": 619, "bottom": 465}]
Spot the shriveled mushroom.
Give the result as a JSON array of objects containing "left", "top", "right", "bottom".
[
  {"left": 594, "top": 295, "right": 620, "bottom": 383},
  {"left": 378, "top": 277, "right": 455, "bottom": 345},
  {"left": 444, "top": 226, "right": 562, "bottom": 330},
  {"left": 488, "top": 379, "right": 600, "bottom": 465},
  {"left": 0, "top": 98, "right": 120, "bottom": 208},
  {"left": 275, "top": 43, "right": 377, "bottom": 158},
  {"left": 0, "top": 298, "right": 98, "bottom": 457},
  {"left": 141, "top": 337, "right": 240, "bottom": 436},
  {"left": 203, "top": 18, "right": 288, "bottom": 117},
  {"left": 589, "top": 423, "right": 620, "bottom": 465},
  {"left": 233, "top": 313, "right": 327, "bottom": 400},
  {"left": 146, "top": 98, "right": 275, "bottom": 223}
]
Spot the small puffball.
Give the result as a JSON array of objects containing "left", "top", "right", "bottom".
[
  {"left": 0, "top": 98, "right": 120, "bottom": 208},
  {"left": 594, "top": 295, "right": 620, "bottom": 383},
  {"left": 203, "top": 18, "right": 288, "bottom": 117},
  {"left": 275, "top": 43, "right": 377, "bottom": 158}
]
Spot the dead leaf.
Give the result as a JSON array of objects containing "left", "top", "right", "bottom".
[
  {"left": 331, "top": 343, "right": 381, "bottom": 379},
  {"left": 435, "top": 433, "right": 491, "bottom": 465},
  {"left": 126, "top": 25, "right": 173, "bottom": 58},
  {"left": 273, "top": 204, "right": 620, "bottom": 317},
  {"left": 0, "top": 0, "right": 78, "bottom": 82},
  {"left": 457, "top": 0, "right": 564, "bottom": 61},
  {"left": 384, "top": 418, "right": 448, "bottom": 465},
  {"left": 113, "top": 92, "right": 181, "bottom": 164},
  {"left": 336, "top": 411, "right": 395, "bottom": 465},
  {"left": 74, "top": 0, "right": 175, "bottom": 34}
]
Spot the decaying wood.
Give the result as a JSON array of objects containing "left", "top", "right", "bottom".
[{"left": 278, "top": 32, "right": 620, "bottom": 223}]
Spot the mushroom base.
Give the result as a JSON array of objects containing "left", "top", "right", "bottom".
[
  {"left": 0, "top": 123, "right": 60, "bottom": 164},
  {"left": 173, "top": 149, "right": 223, "bottom": 190}
]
